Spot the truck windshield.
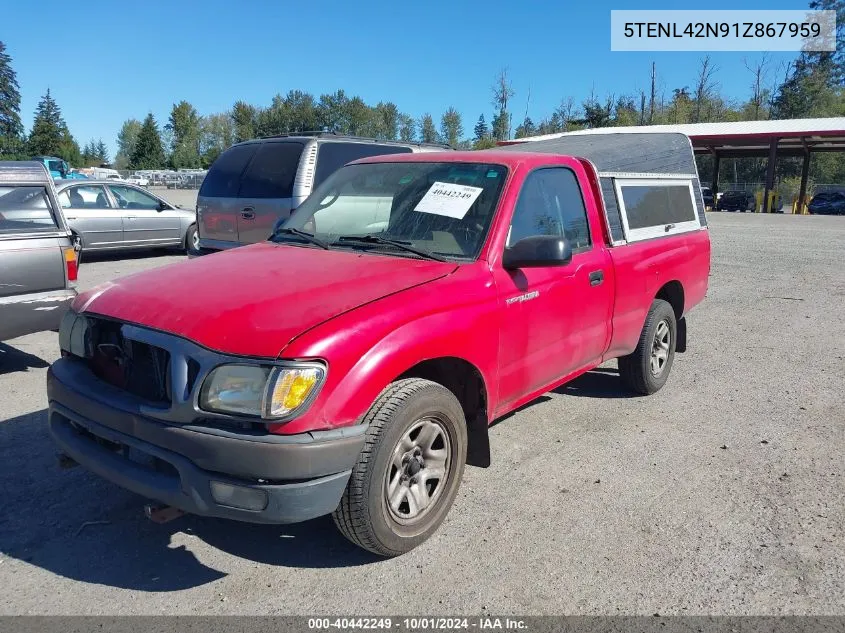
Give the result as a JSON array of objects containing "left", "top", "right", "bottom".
[{"left": 282, "top": 161, "right": 508, "bottom": 260}]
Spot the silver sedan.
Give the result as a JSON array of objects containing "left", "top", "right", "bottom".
[{"left": 54, "top": 179, "right": 198, "bottom": 254}]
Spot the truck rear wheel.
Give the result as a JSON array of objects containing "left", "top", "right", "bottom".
[
  {"left": 618, "top": 299, "right": 677, "bottom": 395},
  {"left": 332, "top": 378, "right": 467, "bottom": 557}
]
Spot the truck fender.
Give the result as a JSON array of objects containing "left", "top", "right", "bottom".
[{"left": 314, "top": 314, "right": 497, "bottom": 466}]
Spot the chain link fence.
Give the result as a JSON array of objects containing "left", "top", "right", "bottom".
[{"left": 116, "top": 169, "right": 207, "bottom": 190}]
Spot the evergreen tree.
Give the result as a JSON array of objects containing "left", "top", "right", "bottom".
[
  {"left": 28, "top": 89, "right": 65, "bottom": 156},
  {"left": 491, "top": 111, "right": 509, "bottom": 142},
  {"left": 129, "top": 113, "right": 165, "bottom": 169},
  {"left": 0, "top": 41, "right": 23, "bottom": 157},
  {"left": 81, "top": 139, "right": 97, "bottom": 166},
  {"left": 514, "top": 117, "right": 536, "bottom": 138},
  {"left": 96, "top": 139, "right": 109, "bottom": 163},
  {"left": 473, "top": 114, "right": 489, "bottom": 142}
]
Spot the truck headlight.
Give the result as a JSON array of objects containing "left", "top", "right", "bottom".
[{"left": 199, "top": 364, "right": 325, "bottom": 420}]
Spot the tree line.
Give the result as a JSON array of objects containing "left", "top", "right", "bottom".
[{"left": 0, "top": 0, "right": 842, "bottom": 186}]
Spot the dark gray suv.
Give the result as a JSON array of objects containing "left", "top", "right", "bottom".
[
  {"left": 194, "top": 133, "right": 449, "bottom": 255},
  {"left": 0, "top": 161, "right": 78, "bottom": 341}
]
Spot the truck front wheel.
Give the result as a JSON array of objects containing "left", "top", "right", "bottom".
[
  {"left": 333, "top": 378, "right": 467, "bottom": 557},
  {"left": 618, "top": 299, "right": 677, "bottom": 395}
]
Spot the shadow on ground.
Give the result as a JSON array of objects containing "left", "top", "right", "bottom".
[
  {"left": 553, "top": 366, "right": 637, "bottom": 399},
  {"left": 78, "top": 248, "right": 185, "bottom": 264},
  {"left": 0, "top": 409, "right": 379, "bottom": 593},
  {"left": 0, "top": 342, "right": 50, "bottom": 375}
]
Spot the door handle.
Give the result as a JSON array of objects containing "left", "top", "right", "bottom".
[
  {"left": 240, "top": 208, "right": 255, "bottom": 220},
  {"left": 127, "top": 216, "right": 136, "bottom": 220},
  {"left": 589, "top": 270, "right": 604, "bottom": 286}
]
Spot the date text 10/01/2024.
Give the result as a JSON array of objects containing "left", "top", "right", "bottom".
[{"left": 307, "top": 618, "right": 528, "bottom": 630}]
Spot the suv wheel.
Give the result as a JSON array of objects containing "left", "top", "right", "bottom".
[
  {"left": 618, "top": 299, "right": 677, "bottom": 395},
  {"left": 333, "top": 378, "right": 467, "bottom": 557}
]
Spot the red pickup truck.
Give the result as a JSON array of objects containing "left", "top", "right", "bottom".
[{"left": 49, "top": 132, "right": 711, "bottom": 557}]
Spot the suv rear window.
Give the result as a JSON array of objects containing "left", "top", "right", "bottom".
[
  {"left": 314, "top": 142, "right": 413, "bottom": 187},
  {"left": 199, "top": 144, "right": 257, "bottom": 198},
  {"left": 0, "top": 186, "right": 60, "bottom": 234},
  {"left": 238, "top": 141, "right": 304, "bottom": 199}
]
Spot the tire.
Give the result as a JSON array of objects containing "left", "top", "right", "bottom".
[
  {"left": 333, "top": 378, "right": 467, "bottom": 557},
  {"left": 618, "top": 299, "right": 677, "bottom": 395},
  {"left": 185, "top": 224, "right": 199, "bottom": 253}
]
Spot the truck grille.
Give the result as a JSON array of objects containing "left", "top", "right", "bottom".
[{"left": 87, "top": 318, "right": 171, "bottom": 404}]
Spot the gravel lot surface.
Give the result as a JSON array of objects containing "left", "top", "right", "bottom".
[{"left": 1, "top": 212, "right": 843, "bottom": 615}]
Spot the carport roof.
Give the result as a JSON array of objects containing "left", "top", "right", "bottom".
[{"left": 500, "top": 117, "right": 845, "bottom": 158}]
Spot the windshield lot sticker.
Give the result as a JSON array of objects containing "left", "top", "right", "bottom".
[{"left": 414, "top": 181, "right": 483, "bottom": 219}]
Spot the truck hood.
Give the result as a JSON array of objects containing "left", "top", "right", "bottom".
[{"left": 74, "top": 242, "right": 456, "bottom": 358}]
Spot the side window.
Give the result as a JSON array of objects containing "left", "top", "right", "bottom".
[
  {"left": 107, "top": 185, "right": 160, "bottom": 209},
  {"left": 0, "top": 186, "right": 59, "bottom": 233},
  {"left": 59, "top": 186, "right": 112, "bottom": 209},
  {"left": 198, "top": 143, "right": 257, "bottom": 198},
  {"left": 614, "top": 179, "right": 700, "bottom": 242},
  {"left": 507, "top": 168, "right": 591, "bottom": 252},
  {"left": 314, "top": 142, "right": 412, "bottom": 187},
  {"left": 238, "top": 141, "right": 304, "bottom": 198}
]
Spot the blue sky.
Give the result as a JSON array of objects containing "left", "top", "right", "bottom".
[{"left": 6, "top": 0, "right": 805, "bottom": 158}]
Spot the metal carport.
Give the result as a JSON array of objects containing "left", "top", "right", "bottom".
[{"left": 501, "top": 118, "right": 845, "bottom": 213}]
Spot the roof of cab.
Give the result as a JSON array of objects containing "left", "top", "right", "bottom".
[{"left": 0, "top": 161, "right": 52, "bottom": 184}]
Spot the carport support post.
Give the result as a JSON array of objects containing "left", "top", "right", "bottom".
[
  {"left": 797, "top": 148, "right": 811, "bottom": 215},
  {"left": 763, "top": 138, "right": 778, "bottom": 213},
  {"left": 710, "top": 151, "right": 720, "bottom": 201}
]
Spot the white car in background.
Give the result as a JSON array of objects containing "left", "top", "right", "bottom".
[{"left": 125, "top": 174, "right": 150, "bottom": 187}]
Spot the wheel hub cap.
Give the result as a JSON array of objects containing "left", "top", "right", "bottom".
[
  {"left": 650, "top": 319, "right": 671, "bottom": 377},
  {"left": 385, "top": 417, "right": 450, "bottom": 523}
]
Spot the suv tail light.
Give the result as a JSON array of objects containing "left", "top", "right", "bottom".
[{"left": 63, "top": 246, "right": 78, "bottom": 283}]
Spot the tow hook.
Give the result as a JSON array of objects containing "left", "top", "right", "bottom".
[
  {"left": 57, "top": 452, "right": 78, "bottom": 469},
  {"left": 144, "top": 503, "right": 186, "bottom": 524}
]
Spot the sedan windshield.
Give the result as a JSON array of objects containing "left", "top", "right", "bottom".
[{"left": 280, "top": 161, "right": 508, "bottom": 260}]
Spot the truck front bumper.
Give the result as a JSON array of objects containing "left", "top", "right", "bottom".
[{"left": 47, "top": 359, "right": 366, "bottom": 524}]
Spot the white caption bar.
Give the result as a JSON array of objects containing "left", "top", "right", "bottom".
[{"left": 611, "top": 10, "right": 837, "bottom": 52}]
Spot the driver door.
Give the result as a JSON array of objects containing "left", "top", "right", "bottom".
[
  {"left": 106, "top": 184, "right": 181, "bottom": 247},
  {"left": 494, "top": 166, "right": 613, "bottom": 411}
]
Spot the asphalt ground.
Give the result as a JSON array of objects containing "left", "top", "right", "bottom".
[{"left": 1, "top": 212, "right": 843, "bottom": 615}]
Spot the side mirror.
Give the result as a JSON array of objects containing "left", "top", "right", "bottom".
[
  {"left": 157, "top": 201, "right": 168, "bottom": 211},
  {"left": 502, "top": 235, "right": 572, "bottom": 270}
]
